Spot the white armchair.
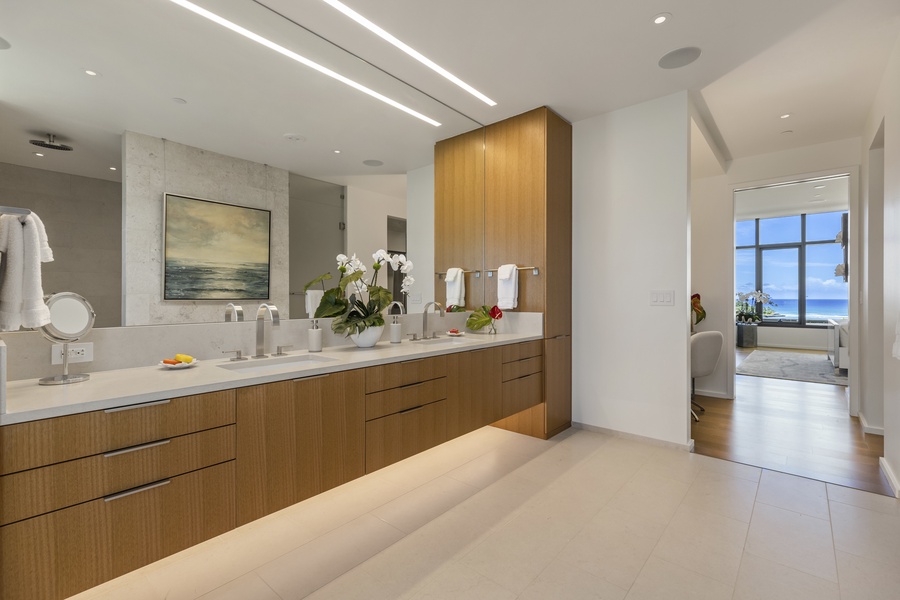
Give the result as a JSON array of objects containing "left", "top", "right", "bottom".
[{"left": 828, "top": 319, "right": 849, "bottom": 371}]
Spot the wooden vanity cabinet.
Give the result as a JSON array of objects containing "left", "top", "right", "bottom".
[
  {"left": 235, "top": 370, "right": 366, "bottom": 525},
  {"left": 364, "top": 356, "right": 448, "bottom": 472},
  {"left": 0, "top": 390, "right": 236, "bottom": 600},
  {"left": 445, "top": 347, "right": 502, "bottom": 439}
]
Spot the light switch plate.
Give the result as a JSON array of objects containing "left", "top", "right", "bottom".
[{"left": 650, "top": 290, "right": 675, "bottom": 306}]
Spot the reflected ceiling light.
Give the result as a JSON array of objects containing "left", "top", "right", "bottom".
[
  {"left": 780, "top": 113, "right": 791, "bottom": 119},
  {"left": 333, "top": 149, "right": 341, "bottom": 154},
  {"left": 320, "top": 0, "right": 496, "bottom": 107},
  {"left": 781, "top": 130, "right": 793, "bottom": 135},
  {"left": 84, "top": 69, "right": 101, "bottom": 76},
  {"left": 814, "top": 185, "right": 826, "bottom": 189},
  {"left": 33, "top": 152, "right": 44, "bottom": 157},
  {"left": 166, "top": 0, "right": 441, "bottom": 126},
  {"left": 653, "top": 13, "right": 671, "bottom": 24}
]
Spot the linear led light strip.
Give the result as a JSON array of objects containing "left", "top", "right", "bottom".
[
  {"left": 320, "top": 0, "right": 496, "bottom": 107},
  {"left": 167, "top": 0, "right": 441, "bottom": 126}
]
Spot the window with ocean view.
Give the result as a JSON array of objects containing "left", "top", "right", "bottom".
[{"left": 736, "top": 210, "right": 849, "bottom": 326}]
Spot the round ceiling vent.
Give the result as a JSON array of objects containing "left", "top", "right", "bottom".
[
  {"left": 363, "top": 159, "right": 384, "bottom": 167},
  {"left": 658, "top": 47, "right": 701, "bottom": 69}
]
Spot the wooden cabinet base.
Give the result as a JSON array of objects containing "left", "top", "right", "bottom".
[
  {"left": 0, "top": 461, "right": 235, "bottom": 600},
  {"left": 366, "top": 400, "right": 447, "bottom": 473}
]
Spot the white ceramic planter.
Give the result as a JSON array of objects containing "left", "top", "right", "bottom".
[{"left": 349, "top": 325, "right": 384, "bottom": 348}]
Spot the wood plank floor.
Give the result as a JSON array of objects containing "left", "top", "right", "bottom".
[{"left": 692, "top": 347, "right": 891, "bottom": 496}]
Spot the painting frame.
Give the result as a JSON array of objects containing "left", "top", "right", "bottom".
[{"left": 163, "top": 193, "right": 271, "bottom": 301}]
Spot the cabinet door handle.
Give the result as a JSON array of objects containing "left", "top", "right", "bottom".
[
  {"left": 398, "top": 404, "right": 426, "bottom": 415},
  {"left": 104, "top": 479, "right": 171, "bottom": 502},
  {"left": 103, "top": 439, "right": 170, "bottom": 458},
  {"left": 104, "top": 399, "right": 171, "bottom": 413}
]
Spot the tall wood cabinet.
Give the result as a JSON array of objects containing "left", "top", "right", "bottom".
[{"left": 435, "top": 106, "right": 572, "bottom": 439}]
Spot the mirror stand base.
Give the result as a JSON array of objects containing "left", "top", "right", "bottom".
[{"left": 39, "top": 373, "right": 90, "bottom": 386}]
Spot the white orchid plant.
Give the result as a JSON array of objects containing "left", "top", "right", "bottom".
[
  {"left": 735, "top": 290, "right": 774, "bottom": 323},
  {"left": 305, "top": 250, "right": 414, "bottom": 336}
]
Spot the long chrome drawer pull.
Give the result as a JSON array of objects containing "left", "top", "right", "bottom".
[
  {"left": 104, "top": 479, "right": 171, "bottom": 502},
  {"left": 104, "top": 399, "right": 171, "bottom": 413},
  {"left": 103, "top": 439, "right": 171, "bottom": 458},
  {"left": 294, "top": 374, "right": 330, "bottom": 382}
]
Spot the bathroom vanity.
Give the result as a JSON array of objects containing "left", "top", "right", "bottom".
[{"left": 0, "top": 333, "right": 551, "bottom": 600}]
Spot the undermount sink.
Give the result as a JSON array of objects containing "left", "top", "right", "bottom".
[
  {"left": 217, "top": 353, "right": 337, "bottom": 375},
  {"left": 416, "top": 337, "right": 475, "bottom": 347}
]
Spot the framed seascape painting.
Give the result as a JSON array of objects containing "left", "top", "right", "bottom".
[{"left": 163, "top": 194, "right": 271, "bottom": 300}]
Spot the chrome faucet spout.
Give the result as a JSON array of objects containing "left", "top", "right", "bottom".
[
  {"left": 225, "top": 303, "right": 244, "bottom": 322},
  {"left": 385, "top": 301, "right": 405, "bottom": 321},
  {"left": 254, "top": 303, "right": 280, "bottom": 358},
  {"left": 422, "top": 301, "right": 444, "bottom": 339}
]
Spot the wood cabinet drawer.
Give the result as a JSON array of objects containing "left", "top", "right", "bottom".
[
  {"left": 501, "top": 356, "right": 543, "bottom": 382},
  {"left": 0, "top": 461, "right": 235, "bottom": 600},
  {"left": 0, "top": 390, "right": 236, "bottom": 475},
  {"left": 365, "top": 377, "right": 447, "bottom": 421},
  {"left": 501, "top": 340, "right": 543, "bottom": 363},
  {"left": 365, "top": 355, "right": 448, "bottom": 393},
  {"left": 1, "top": 425, "right": 235, "bottom": 526},
  {"left": 365, "top": 400, "right": 447, "bottom": 473},
  {"left": 501, "top": 372, "right": 543, "bottom": 418}
]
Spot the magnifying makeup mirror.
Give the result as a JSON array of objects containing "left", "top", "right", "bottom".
[{"left": 38, "top": 292, "right": 96, "bottom": 385}]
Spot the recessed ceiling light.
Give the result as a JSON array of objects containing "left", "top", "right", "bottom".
[
  {"left": 110, "top": 167, "right": 117, "bottom": 171},
  {"left": 84, "top": 69, "right": 101, "bottom": 77},
  {"left": 171, "top": 97, "right": 187, "bottom": 104},
  {"left": 333, "top": 150, "right": 341, "bottom": 154},
  {"left": 780, "top": 113, "right": 791, "bottom": 119},
  {"left": 283, "top": 133, "right": 306, "bottom": 142},
  {"left": 781, "top": 130, "right": 793, "bottom": 135},
  {"left": 320, "top": 0, "right": 496, "bottom": 107},
  {"left": 33, "top": 152, "right": 44, "bottom": 157},
  {"left": 167, "top": 0, "right": 442, "bottom": 126},
  {"left": 658, "top": 47, "right": 701, "bottom": 69},
  {"left": 363, "top": 159, "right": 384, "bottom": 167},
  {"left": 814, "top": 185, "right": 826, "bottom": 189},
  {"left": 653, "top": 13, "right": 671, "bottom": 24}
]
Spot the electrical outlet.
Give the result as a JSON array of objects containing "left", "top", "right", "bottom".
[{"left": 51, "top": 342, "right": 94, "bottom": 365}]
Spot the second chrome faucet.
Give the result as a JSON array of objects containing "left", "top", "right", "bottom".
[{"left": 254, "top": 303, "right": 280, "bottom": 358}]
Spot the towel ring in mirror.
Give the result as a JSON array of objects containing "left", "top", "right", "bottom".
[{"left": 38, "top": 292, "right": 96, "bottom": 385}]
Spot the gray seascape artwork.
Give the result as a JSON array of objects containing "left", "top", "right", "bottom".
[{"left": 164, "top": 195, "right": 271, "bottom": 300}]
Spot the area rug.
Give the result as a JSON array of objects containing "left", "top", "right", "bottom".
[{"left": 737, "top": 350, "right": 848, "bottom": 386}]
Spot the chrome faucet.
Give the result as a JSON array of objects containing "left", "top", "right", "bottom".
[
  {"left": 225, "top": 303, "right": 244, "bottom": 322},
  {"left": 422, "top": 301, "right": 444, "bottom": 339},
  {"left": 253, "top": 303, "right": 280, "bottom": 358},
  {"left": 385, "top": 301, "right": 405, "bottom": 318}
]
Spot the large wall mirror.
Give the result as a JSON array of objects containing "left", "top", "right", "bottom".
[{"left": 1, "top": 0, "right": 483, "bottom": 328}]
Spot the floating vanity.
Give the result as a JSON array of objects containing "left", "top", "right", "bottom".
[{"left": 0, "top": 332, "right": 556, "bottom": 600}]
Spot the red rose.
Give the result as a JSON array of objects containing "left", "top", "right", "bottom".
[{"left": 489, "top": 305, "right": 503, "bottom": 320}]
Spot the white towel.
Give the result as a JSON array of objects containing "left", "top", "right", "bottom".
[
  {"left": 445, "top": 267, "right": 465, "bottom": 307},
  {"left": 497, "top": 263, "right": 518, "bottom": 310},
  {"left": 0, "top": 213, "right": 54, "bottom": 331},
  {"left": 306, "top": 289, "right": 324, "bottom": 318}
]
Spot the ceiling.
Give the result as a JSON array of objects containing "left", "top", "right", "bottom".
[{"left": 2, "top": 0, "right": 899, "bottom": 188}]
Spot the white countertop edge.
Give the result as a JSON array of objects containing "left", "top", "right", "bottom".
[{"left": 1, "top": 333, "right": 542, "bottom": 425}]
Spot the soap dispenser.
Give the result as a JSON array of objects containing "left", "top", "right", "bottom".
[
  {"left": 385, "top": 301, "right": 405, "bottom": 343},
  {"left": 308, "top": 319, "right": 322, "bottom": 352}
]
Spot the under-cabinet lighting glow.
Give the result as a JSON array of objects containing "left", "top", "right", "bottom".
[
  {"left": 320, "top": 0, "right": 497, "bottom": 107},
  {"left": 166, "top": 0, "right": 441, "bottom": 126}
]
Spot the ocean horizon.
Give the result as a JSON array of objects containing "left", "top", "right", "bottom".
[{"left": 766, "top": 298, "right": 848, "bottom": 321}]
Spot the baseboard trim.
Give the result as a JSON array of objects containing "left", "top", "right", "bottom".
[
  {"left": 572, "top": 422, "right": 692, "bottom": 452},
  {"left": 693, "top": 389, "right": 733, "bottom": 400},
  {"left": 879, "top": 457, "right": 900, "bottom": 498},
  {"left": 858, "top": 412, "right": 884, "bottom": 436},
  {"left": 751, "top": 343, "right": 828, "bottom": 351}
]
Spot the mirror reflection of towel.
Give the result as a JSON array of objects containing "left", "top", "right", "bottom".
[
  {"left": 445, "top": 267, "right": 465, "bottom": 307},
  {"left": 497, "top": 263, "right": 518, "bottom": 310},
  {"left": 0, "top": 213, "right": 53, "bottom": 331},
  {"left": 305, "top": 290, "right": 324, "bottom": 318}
]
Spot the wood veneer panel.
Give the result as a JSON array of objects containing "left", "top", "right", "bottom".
[
  {"left": 501, "top": 372, "right": 543, "bottom": 418},
  {"left": 445, "top": 348, "right": 502, "bottom": 440},
  {"left": 365, "top": 377, "right": 447, "bottom": 421},
  {"left": 1, "top": 425, "right": 234, "bottom": 526},
  {"left": 435, "top": 128, "right": 485, "bottom": 308},
  {"left": 492, "top": 403, "right": 546, "bottom": 439},
  {"left": 501, "top": 340, "right": 543, "bottom": 363},
  {"left": 484, "top": 108, "right": 547, "bottom": 312},
  {"left": 543, "top": 336, "right": 572, "bottom": 436},
  {"left": 364, "top": 355, "right": 447, "bottom": 393},
  {"left": 0, "top": 390, "right": 235, "bottom": 475},
  {"left": 543, "top": 109, "right": 573, "bottom": 338},
  {"left": 365, "top": 400, "right": 447, "bottom": 473},
  {"left": 501, "top": 356, "right": 543, "bottom": 382},
  {"left": 0, "top": 462, "right": 234, "bottom": 600}
]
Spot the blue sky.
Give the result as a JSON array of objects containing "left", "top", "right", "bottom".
[{"left": 736, "top": 212, "right": 847, "bottom": 300}]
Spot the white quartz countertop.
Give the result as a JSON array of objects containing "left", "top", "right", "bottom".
[{"left": 1, "top": 332, "right": 542, "bottom": 425}]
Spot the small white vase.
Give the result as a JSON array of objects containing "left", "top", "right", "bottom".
[{"left": 349, "top": 325, "right": 384, "bottom": 348}]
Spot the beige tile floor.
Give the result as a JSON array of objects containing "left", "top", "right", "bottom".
[{"left": 70, "top": 427, "right": 900, "bottom": 600}]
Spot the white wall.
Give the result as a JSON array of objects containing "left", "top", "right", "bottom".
[
  {"left": 863, "top": 33, "right": 900, "bottom": 495},
  {"left": 122, "top": 132, "right": 289, "bottom": 326},
  {"left": 572, "top": 91, "right": 692, "bottom": 446},
  {"left": 345, "top": 185, "right": 406, "bottom": 266},
  {"left": 405, "top": 164, "right": 435, "bottom": 314},
  {"left": 861, "top": 143, "right": 885, "bottom": 431}
]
